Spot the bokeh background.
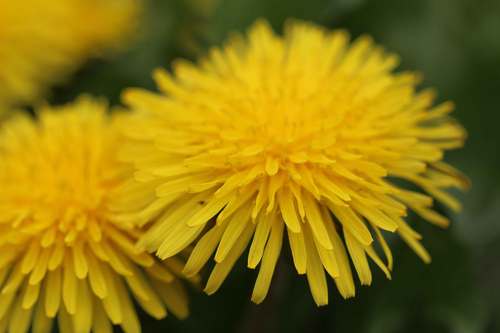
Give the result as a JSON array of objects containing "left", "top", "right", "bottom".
[{"left": 47, "top": 0, "right": 500, "bottom": 332}]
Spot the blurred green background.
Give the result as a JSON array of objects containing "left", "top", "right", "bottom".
[{"left": 50, "top": 0, "right": 500, "bottom": 332}]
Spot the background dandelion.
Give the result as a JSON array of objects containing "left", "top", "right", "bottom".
[
  {"left": 0, "top": 97, "right": 193, "bottom": 333},
  {"left": 0, "top": 0, "right": 141, "bottom": 112}
]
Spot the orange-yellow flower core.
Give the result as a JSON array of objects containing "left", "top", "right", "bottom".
[
  {"left": 120, "top": 20, "right": 469, "bottom": 306},
  {"left": 0, "top": 97, "right": 192, "bottom": 333}
]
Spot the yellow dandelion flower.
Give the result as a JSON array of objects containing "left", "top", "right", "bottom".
[
  {"left": 0, "top": 0, "right": 141, "bottom": 110},
  {"left": 0, "top": 97, "right": 192, "bottom": 333},
  {"left": 120, "top": 20, "right": 469, "bottom": 306}
]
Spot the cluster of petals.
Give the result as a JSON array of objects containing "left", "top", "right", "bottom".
[
  {"left": 0, "top": 97, "right": 192, "bottom": 333},
  {"left": 119, "top": 20, "right": 468, "bottom": 306}
]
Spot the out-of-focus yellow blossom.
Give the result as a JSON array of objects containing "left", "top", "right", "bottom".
[
  {"left": 0, "top": 97, "right": 193, "bottom": 333},
  {"left": 0, "top": 0, "right": 141, "bottom": 112}
]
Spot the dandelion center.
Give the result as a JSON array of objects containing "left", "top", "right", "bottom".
[{"left": 4, "top": 111, "right": 118, "bottom": 247}]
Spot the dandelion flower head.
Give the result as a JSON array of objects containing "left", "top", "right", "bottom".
[
  {"left": 121, "top": 20, "right": 469, "bottom": 306},
  {"left": 0, "top": 97, "right": 191, "bottom": 333},
  {"left": 0, "top": 0, "right": 141, "bottom": 111}
]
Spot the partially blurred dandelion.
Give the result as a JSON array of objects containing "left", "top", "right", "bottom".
[
  {"left": 120, "top": 20, "right": 469, "bottom": 306},
  {"left": 0, "top": 97, "right": 192, "bottom": 333},
  {"left": 0, "top": 0, "right": 141, "bottom": 111}
]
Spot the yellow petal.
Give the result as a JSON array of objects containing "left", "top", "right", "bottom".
[
  {"left": 151, "top": 279, "right": 189, "bottom": 320},
  {"left": 303, "top": 228, "right": 328, "bottom": 306},
  {"left": 215, "top": 204, "right": 251, "bottom": 262},
  {"left": 344, "top": 228, "right": 372, "bottom": 285},
  {"left": 328, "top": 204, "right": 373, "bottom": 245},
  {"left": 278, "top": 188, "right": 301, "bottom": 233},
  {"left": 247, "top": 212, "right": 274, "bottom": 269},
  {"left": 87, "top": 255, "right": 108, "bottom": 299},
  {"left": 73, "top": 279, "right": 93, "bottom": 333},
  {"left": 205, "top": 223, "right": 254, "bottom": 295},
  {"left": 62, "top": 256, "right": 77, "bottom": 314},
  {"left": 303, "top": 193, "right": 333, "bottom": 249},
  {"left": 287, "top": 228, "right": 307, "bottom": 274},
  {"left": 45, "top": 268, "right": 61, "bottom": 318},
  {"left": 184, "top": 225, "right": 225, "bottom": 277},
  {"left": 33, "top": 299, "right": 54, "bottom": 333},
  {"left": 251, "top": 220, "right": 284, "bottom": 304}
]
